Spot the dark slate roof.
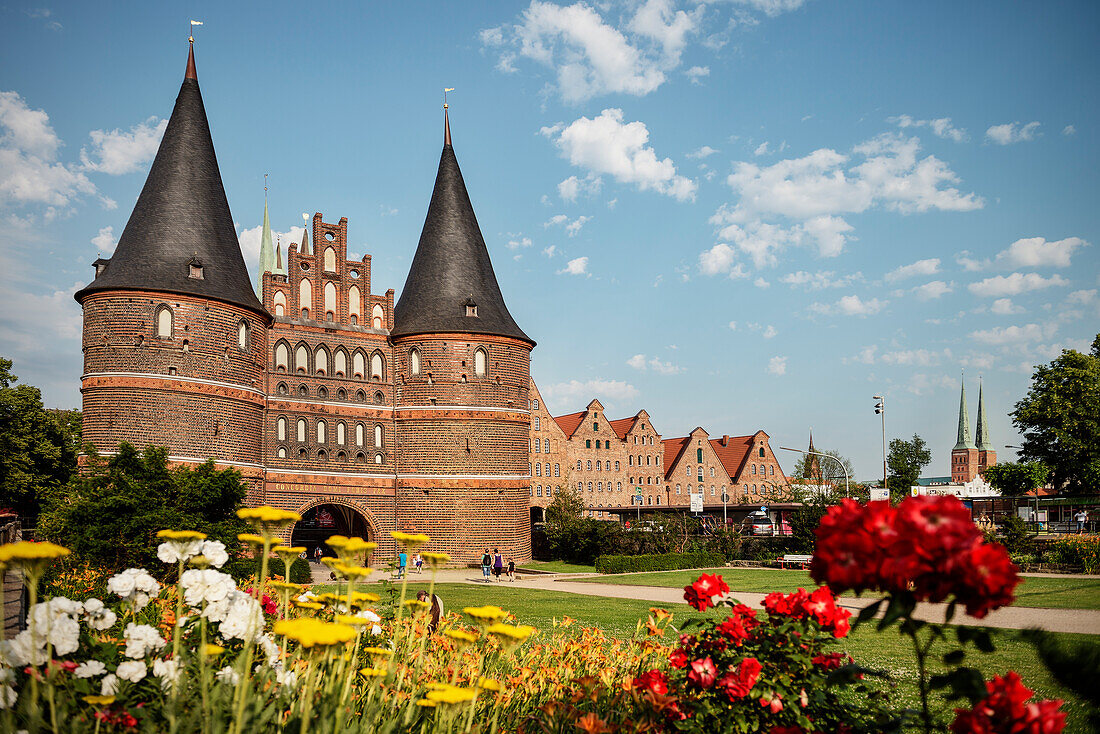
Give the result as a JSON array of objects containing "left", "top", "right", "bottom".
[
  {"left": 75, "top": 44, "right": 263, "bottom": 315},
  {"left": 391, "top": 128, "right": 533, "bottom": 345}
]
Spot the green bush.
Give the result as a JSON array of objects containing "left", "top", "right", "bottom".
[
  {"left": 737, "top": 537, "right": 804, "bottom": 562},
  {"left": 998, "top": 515, "right": 1036, "bottom": 555},
  {"left": 594, "top": 551, "right": 726, "bottom": 574},
  {"left": 271, "top": 557, "right": 314, "bottom": 584},
  {"left": 224, "top": 557, "right": 312, "bottom": 585}
]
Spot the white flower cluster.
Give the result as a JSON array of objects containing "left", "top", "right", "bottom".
[
  {"left": 215, "top": 665, "right": 239, "bottom": 686},
  {"left": 107, "top": 568, "right": 160, "bottom": 610},
  {"left": 209, "top": 590, "right": 263, "bottom": 641},
  {"left": 1, "top": 597, "right": 83, "bottom": 666},
  {"left": 74, "top": 660, "right": 107, "bottom": 678},
  {"left": 115, "top": 660, "right": 146, "bottom": 683},
  {"left": 152, "top": 658, "right": 181, "bottom": 691},
  {"left": 180, "top": 569, "right": 235, "bottom": 608},
  {"left": 157, "top": 539, "right": 229, "bottom": 568},
  {"left": 123, "top": 623, "right": 166, "bottom": 659},
  {"left": 82, "top": 598, "right": 117, "bottom": 631}
]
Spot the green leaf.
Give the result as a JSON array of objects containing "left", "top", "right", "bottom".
[{"left": 943, "top": 649, "right": 966, "bottom": 665}]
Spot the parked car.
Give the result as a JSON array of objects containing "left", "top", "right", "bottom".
[{"left": 742, "top": 512, "right": 774, "bottom": 536}]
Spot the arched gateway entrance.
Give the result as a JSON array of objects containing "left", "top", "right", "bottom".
[{"left": 291, "top": 503, "right": 373, "bottom": 559}]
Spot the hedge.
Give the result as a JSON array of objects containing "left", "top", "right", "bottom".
[{"left": 594, "top": 552, "right": 726, "bottom": 574}]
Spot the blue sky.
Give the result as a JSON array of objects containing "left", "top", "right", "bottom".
[{"left": 1, "top": 1, "right": 1097, "bottom": 481}]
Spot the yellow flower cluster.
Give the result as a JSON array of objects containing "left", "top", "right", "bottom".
[
  {"left": 272, "top": 618, "right": 357, "bottom": 648},
  {"left": 156, "top": 530, "right": 207, "bottom": 541},
  {"left": 390, "top": 531, "right": 430, "bottom": 548},
  {"left": 463, "top": 605, "right": 507, "bottom": 623},
  {"left": 0, "top": 541, "right": 71, "bottom": 563}
]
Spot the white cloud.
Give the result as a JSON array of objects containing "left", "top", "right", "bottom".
[
  {"left": 809, "top": 295, "right": 887, "bottom": 317},
  {"left": 762, "top": 325, "right": 776, "bottom": 339},
  {"left": 711, "top": 133, "right": 980, "bottom": 266},
  {"left": 754, "top": 141, "right": 770, "bottom": 156},
  {"left": 565, "top": 215, "right": 591, "bottom": 237},
  {"left": 1062, "top": 125, "right": 1076, "bottom": 136},
  {"left": 238, "top": 224, "right": 305, "bottom": 269},
  {"left": 686, "top": 145, "right": 718, "bottom": 159},
  {"left": 885, "top": 257, "right": 940, "bottom": 282},
  {"left": 852, "top": 346, "right": 877, "bottom": 364},
  {"left": 543, "top": 109, "right": 696, "bottom": 200},
  {"left": 627, "top": 353, "right": 682, "bottom": 375},
  {"left": 970, "top": 323, "right": 1057, "bottom": 345},
  {"left": 992, "top": 236, "right": 1086, "bottom": 269},
  {"left": 753, "top": 277, "right": 770, "bottom": 288},
  {"left": 1067, "top": 289, "right": 1096, "bottom": 305},
  {"left": 912, "top": 280, "right": 952, "bottom": 300},
  {"left": 627, "top": 354, "right": 647, "bottom": 370},
  {"left": 731, "top": 0, "right": 807, "bottom": 17},
  {"left": 879, "top": 348, "right": 948, "bottom": 366},
  {"left": 888, "top": 115, "right": 967, "bottom": 142},
  {"left": 542, "top": 245, "right": 557, "bottom": 257},
  {"left": 728, "top": 320, "right": 737, "bottom": 331},
  {"left": 780, "top": 270, "right": 862, "bottom": 290},
  {"left": 990, "top": 298, "right": 1023, "bottom": 315},
  {"left": 557, "top": 173, "right": 602, "bottom": 201},
  {"left": 558, "top": 256, "right": 589, "bottom": 275},
  {"left": 80, "top": 116, "right": 166, "bottom": 175},
  {"left": 767, "top": 356, "right": 787, "bottom": 375},
  {"left": 684, "top": 65, "right": 710, "bottom": 84},
  {"left": 906, "top": 373, "right": 956, "bottom": 396},
  {"left": 985, "top": 121, "right": 1041, "bottom": 145},
  {"left": 543, "top": 378, "right": 639, "bottom": 406},
  {"left": 955, "top": 250, "right": 985, "bottom": 272},
  {"left": 506, "top": 235, "right": 533, "bottom": 250},
  {"left": 968, "top": 272, "right": 1070, "bottom": 297},
  {"left": 487, "top": 0, "right": 698, "bottom": 104},
  {"left": 0, "top": 91, "right": 97, "bottom": 210},
  {"left": 90, "top": 225, "right": 116, "bottom": 254},
  {"left": 698, "top": 243, "right": 736, "bottom": 275},
  {"left": 544, "top": 214, "right": 568, "bottom": 227}
]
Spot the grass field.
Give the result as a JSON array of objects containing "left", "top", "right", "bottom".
[
  {"left": 573, "top": 568, "right": 1100, "bottom": 610},
  {"left": 519, "top": 560, "right": 596, "bottom": 574},
  {"left": 315, "top": 581, "right": 1098, "bottom": 732}
]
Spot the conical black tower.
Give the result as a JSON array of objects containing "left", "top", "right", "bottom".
[
  {"left": 75, "top": 41, "right": 262, "bottom": 314},
  {"left": 392, "top": 109, "right": 532, "bottom": 345}
]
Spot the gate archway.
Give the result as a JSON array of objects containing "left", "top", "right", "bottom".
[{"left": 291, "top": 501, "right": 375, "bottom": 560}]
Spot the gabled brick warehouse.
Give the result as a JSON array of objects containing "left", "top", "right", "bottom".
[{"left": 75, "top": 42, "right": 534, "bottom": 564}]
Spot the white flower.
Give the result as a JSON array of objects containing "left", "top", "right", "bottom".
[
  {"left": 215, "top": 666, "right": 239, "bottom": 686},
  {"left": 123, "top": 623, "right": 166, "bottom": 659},
  {"left": 213, "top": 591, "right": 263, "bottom": 641},
  {"left": 180, "top": 569, "right": 236, "bottom": 608},
  {"left": 115, "top": 660, "right": 147, "bottom": 683},
  {"left": 275, "top": 667, "right": 297, "bottom": 689},
  {"left": 157, "top": 539, "right": 203, "bottom": 564},
  {"left": 257, "top": 634, "right": 280, "bottom": 669},
  {"left": 74, "top": 660, "right": 107, "bottom": 678},
  {"left": 152, "top": 658, "right": 181, "bottom": 690},
  {"left": 2, "top": 630, "right": 47, "bottom": 667},
  {"left": 107, "top": 569, "right": 160, "bottom": 611},
  {"left": 100, "top": 674, "right": 119, "bottom": 695},
  {"left": 82, "top": 598, "right": 117, "bottom": 631},
  {"left": 200, "top": 540, "right": 229, "bottom": 569},
  {"left": 0, "top": 667, "right": 13, "bottom": 683},
  {"left": 0, "top": 686, "right": 15, "bottom": 710}
]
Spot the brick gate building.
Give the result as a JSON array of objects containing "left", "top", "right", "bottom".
[{"left": 75, "top": 42, "right": 534, "bottom": 564}]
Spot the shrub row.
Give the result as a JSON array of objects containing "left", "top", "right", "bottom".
[{"left": 594, "top": 551, "right": 726, "bottom": 574}]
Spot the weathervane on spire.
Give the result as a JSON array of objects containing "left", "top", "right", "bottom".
[
  {"left": 264, "top": 173, "right": 268, "bottom": 199},
  {"left": 443, "top": 87, "right": 455, "bottom": 109},
  {"left": 189, "top": 19, "right": 203, "bottom": 43}
]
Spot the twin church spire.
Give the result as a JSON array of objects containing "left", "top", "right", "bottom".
[{"left": 954, "top": 375, "right": 992, "bottom": 451}]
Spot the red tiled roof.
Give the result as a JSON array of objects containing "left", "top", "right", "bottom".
[
  {"left": 710, "top": 435, "right": 755, "bottom": 481},
  {"left": 608, "top": 416, "right": 636, "bottom": 440},
  {"left": 661, "top": 437, "right": 691, "bottom": 476},
  {"left": 553, "top": 411, "right": 586, "bottom": 438}
]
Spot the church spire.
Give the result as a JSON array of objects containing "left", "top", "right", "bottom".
[
  {"left": 975, "top": 379, "right": 993, "bottom": 451},
  {"left": 256, "top": 177, "right": 274, "bottom": 296},
  {"left": 392, "top": 106, "right": 533, "bottom": 344},
  {"left": 953, "top": 375, "right": 976, "bottom": 450},
  {"left": 299, "top": 216, "right": 310, "bottom": 257},
  {"left": 274, "top": 238, "right": 285, "bottom": 275},
  {"left": 76, "top": 39, "right": 261, "bottom": 313}
]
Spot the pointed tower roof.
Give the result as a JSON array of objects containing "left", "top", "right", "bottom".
[
  {"left": 953, "top": 376, "right": 976, "bottom": 450},
  {"left": 391, "top": 110, "right": 533, "bottom": 345},
  {"left": 299, "top": 221, "right": 310, "bottom": 256},
  {"left": 808, "top": 429, "right": 816, "bottom": 453},
  {"left": 256, "top": 197, "right": 274, "bottom": 295},
  {"left": 274, "top": 240, "right": 285, "bottom": 275},
  {"left": 76, "top": 41, "right": 262, "bottom": 314},
  {"left": 975, "top": 379, "right": 993, "bottom": 451}
]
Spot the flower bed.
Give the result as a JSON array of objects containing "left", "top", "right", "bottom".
[{"left": 0, "top": 496, "right": 1071, "bottom": 733}]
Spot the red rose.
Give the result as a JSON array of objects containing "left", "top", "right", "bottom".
[
  {"left": 668, "top": 648, "right": 689, "bottom": 669},
  {"left": 951, "top": 671, "right": 1066, "bottom": 734},
  {"left": 717, "top": 656, "right": 761, "bottom": 701},
  {"left": 684, "top": 573, "right": 729, "bottom": 611},
  {"left": 717, "top": 604, "right": 759, "bottom": 644},
  {"left": 811, "top": 652, "right": 852, "bottom": 670},
  {"left": 687, "top": 656, "right": 717, "bottom": 689},
  {"left": 633, "top": 669, "right": 670, "bottom": 696}
]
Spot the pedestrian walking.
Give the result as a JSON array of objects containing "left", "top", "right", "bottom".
[
  {"left": 507, "top": 557, "right": 515, "bottom": 582},
  {"left": 398, "top": 549, "right": 407, "bottom": 578},
  {"left": 1075, "top": 509, "right": 1089, "bottom": 534},
  {"left": 481, "top": 548, "right": 492, "bottom": 582},
  {"left": 413, "top": 552, "right": 423, "bottom": 574},
  {"left": 313, "top": 546, "right": 323, "bottom": 563},
  {"left": 493, "top": 548, "right": 504, "bottom": 581}
]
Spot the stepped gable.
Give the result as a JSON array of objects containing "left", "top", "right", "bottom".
[
  {"left": 391, "top": 110, "right": 533, "bottom": 344},
  {"left": 75, "top": 42, "right": 263, "bottom": 314}
]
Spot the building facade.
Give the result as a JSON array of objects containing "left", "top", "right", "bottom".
[{"left": 75, "top": 43, "right": 534, "bottom": 563}]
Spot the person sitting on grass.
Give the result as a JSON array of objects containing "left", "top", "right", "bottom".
[{"left": 416, "top": 589, "right": 444, "bottom": 633}]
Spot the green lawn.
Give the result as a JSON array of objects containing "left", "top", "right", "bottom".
[
  {"left": 575, "top": 568, "right": 1100, "bottom": 610},
  {"left": 518, "top": 560, "right": 596, "bottom": 574},
  {"left": 315, "top": 582, "right": 1097, "bottom": 732}
]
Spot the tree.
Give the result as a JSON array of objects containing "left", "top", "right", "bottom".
[
  {"left": 38, "top": 443, "right": 249, "bottom": 572},
  {"left": 983, "top": 461, "right": 1050, "bottom": 496},
  {"left": 1011, "top": 334, "right": 1100, "bottom": 495},
  {"left": 887, "top": 434, "right": 932, "bottom": 501},
  {"left": 544, "top": 482, "right": 585, "bottom": 529},
  {"left": 0, "top": 357, "right": 77, "bottom": 522},
  {"left": 791, "top": 449, "right": 855, "bottom": 492}
]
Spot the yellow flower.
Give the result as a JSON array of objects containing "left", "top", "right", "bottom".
[
  {"left": 320, "top": 557, "right": 340, "bottom": 570},
  {"left": 82, "top": 695, "right": 116, "bottom": 706},
  {"left": 203, "top": 644, "right": 225, "bottom": 657},
  {"left": 272, "top": 618, "right": 356, "bottom": 648},
  {"left": 403, "top": 599, "right": 431, "bottom": 611},
  {"left": 238, "top": 506, "right": 301, "bottom": 538},
  {"left": 350, "top": 591, "right": 381, "bottom": 604},
  {"left": 270, "top": 581, "right": 303, "bottom": 592},
  {"left": 486, "top": 623, "right": 536, "bottom": 643},
  {"left": 359, "top": 667, "right": 387, "bottom": 678},
  {"left": 426, "top": 686, "right": 477, "bottom": 705},
  {"left": 325, "top": 535, "right": 349, "bottom": 550},
  {"left": 272, "top": 545, "right": 305, "bottom": 555},
  {"left": 334, "top": 614, "right": 374, "bottom": 627},
  {"left": 477, "top": 677, "right": 502, "bottom": 691},
  {"left": 422, "top": 551, "right": 451, "bottom": 567},
  {"left": 0, "top": 541, "right": 70, "bottom": 563},
  {"left": 332, "top": 562, "right": 372, "bottom": 580},
  {"left": 293, "top": 601, "right": 324, "bottom": 611},
  {"left": 362, "top": 646, "right": 394, "bottom": 659},
  {"left": 390, "top": 531, "right": 430, "bottom": 548},
  {"left": 415, "top": 699, "right": 437, "bottom": 708},
  {"left": 237, "top": 533, "right": 266, "bottom": 547},
  {"left": 443, "top": 629, "right": 478, "bottom": 645},
  {"left": 463, "top": 605, "right": 507, "bottom": 623},
  {"left": 156, "top": 530, "right": 207, "bottom": 541},
  {"left": 342, "top": 538, "right": 377, "bottom": 555}
]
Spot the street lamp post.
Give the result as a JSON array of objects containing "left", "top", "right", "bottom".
[
  {"left": 874, "top": 395, "right": 887, "bottom": 495},
  {"left": 779, "top": 447, "right": 850, "bottom": 498}
]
